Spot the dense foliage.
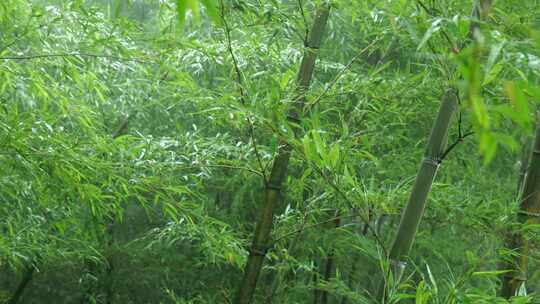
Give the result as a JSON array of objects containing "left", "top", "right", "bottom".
[{"left": 1, "top": 0, "right": 540, "bottom": 303}]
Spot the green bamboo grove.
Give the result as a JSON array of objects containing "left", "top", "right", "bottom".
[{"left": 1, "top": 0, "right": 540, "bottom": 303}]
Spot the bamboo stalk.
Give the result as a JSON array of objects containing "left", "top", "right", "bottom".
[
  {"left": 384, "top": 0, "right": 493, "bottom": 292},
  {"left": 80, "top": 119, "right": 128, "bottom": 303},
  {"left": 313, "top": 264, "right": 320, "bottom": 304},
  {"left": 469, "top": 0, "right": 494, "bottom": 38},
  {"left": 8, "top": 263, "right": 35, "bottom": 304},
  {"left": 387, "top": 90, "right": 458, "bottom": 274},
  {"left": 500, "top": 126, "right": 540, "bottom": 297},
  {"left": 516, "top": 139, "right": 532, "bottom": 195},
  {"left": 265, "top": 186, "right": 311, "bottom": 304},
  {"left": 317, "top": 217, "right": 341, "bottom": 304},
  {"left": 233, "top": 5, "right": 331, "bottom": 304}
]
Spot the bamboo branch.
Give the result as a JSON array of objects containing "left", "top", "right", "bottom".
[
  {"left": 0, "top": 18, "right": 36, "bottom": 54},
  {"left": 272, "top": 214, "right": 361, "bottom": 244},
  {"left": 416, "top": 0, "right": 459, "bottom": 53},
  {"left": 221, "top": 4, "right": 247, "bottom": 103},
  {"left": 297, "top": 0, "right": 309, "bottom": 43},
  {"left": 177, "top": 164, "right": 264, "bottom": 176},
  {"left": 0, "top": 52, "right": 150, "bottom": 63},
  {"left": 220, "top": 0, "right": 268, "bottom": 183},
  {"left": 310, "top": 165, "right": 388, "bottom": 255},
  {"left": 304, "top": 38, "right": 382, "bottom": 112},
  {"left": 439, "top": 131, "right": 474, "bottom": 162}
]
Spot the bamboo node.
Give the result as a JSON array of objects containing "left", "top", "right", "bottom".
[
  {"left": 286, "top": 114, "right": 302, "bottom": 124},
  {"left": 389, "top": 259, "right": 407, "bottom": 269},
  {"left": 249, "top": 247, "right": 268, "bottom": 257},
  {"left": 514, "top": 275, "right": 527, "bottom": 282},
  {"left": 422, "top": 156, "right": 440, "bottom": 167},
  {"left": 517, "top": 210, "right": 540, "bottom": 217},
  {"left": 266, "top": 182, "right": 282, "bottom": 191}
]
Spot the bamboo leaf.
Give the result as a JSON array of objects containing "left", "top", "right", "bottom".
[
  {"left": 176, "top": 0, "right": 200, "bottom": 27},
  {"left": 417, "top": 18, "right": 442, "bottom": 51},
  {"left": 176, "top": 0, "right": 188, "bottom": 27},
  {"left": 312, "top": 130, "right": 325, "bottom": 156},
  {"left": 188, "top": 0, "right": 200, "bottom": 21},
  {"left": 164, "top": 203, "right": 179, "bottom": 222},
  {"left": 505, "top": 82, "right": 531, "bottom": 131},
  {"left": 485, "top": 42, "right": 503, "bottom": 74},
  {"left": 328, "top": 144, "right": 340, "bottom": 168},
  {"left": 470, "top": 95, "right": 489, "bottom": 129},
  {"left": 472, "top": 270, "right": 510, "bottom": 276},
  {"left": 199, "top": 0, "right": 220, "bottom": 24},
  {"left": 479, "top": 132, "right": 497, "bottom": 163},
  {"left": 482, "top": 62, "right": 503, "bottom": 86},
  {"left": 303, "top": 134, "right": 315, "bottom": 162}
]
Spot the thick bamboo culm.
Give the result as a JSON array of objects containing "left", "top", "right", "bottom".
[
  {"left": 500, "top": 126, "right": 540, "bottom": 297},
  {"left": 234, "top": 5, "right": 331, "bottom": 304},
  {"left": 385, "top": 0, "right": 493, "bottom": 289}
]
